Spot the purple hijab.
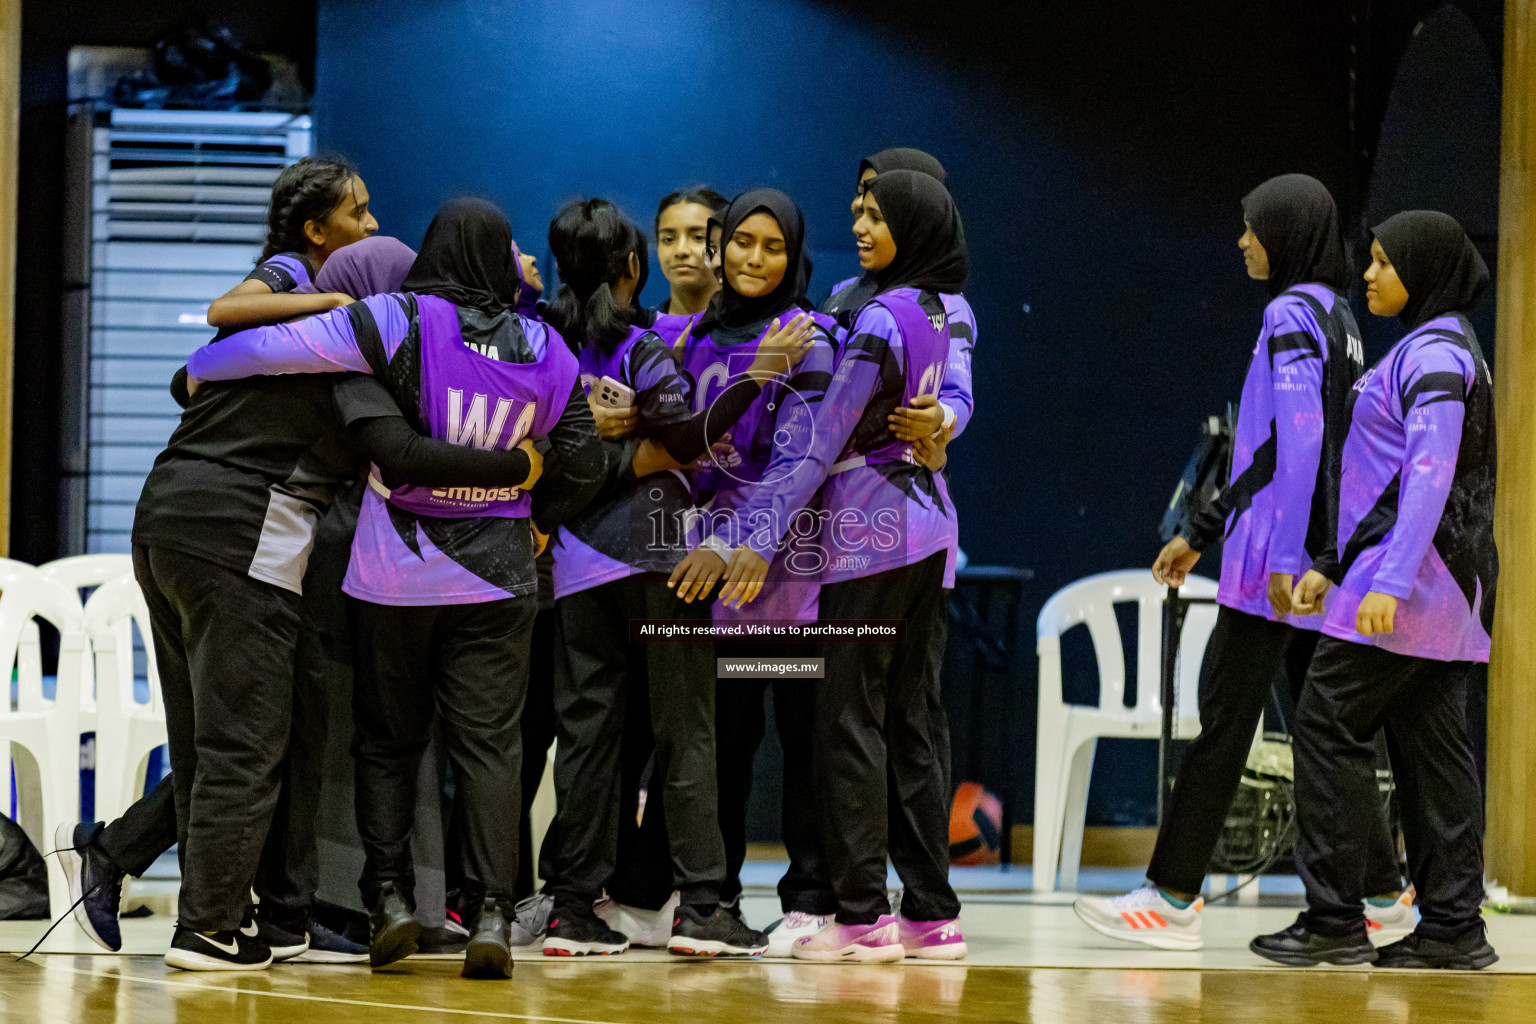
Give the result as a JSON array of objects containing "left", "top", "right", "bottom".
[{"left": 293, "top": 236, "right": 418, "bottom": 298}]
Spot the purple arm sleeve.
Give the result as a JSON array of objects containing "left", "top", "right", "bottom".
[
  {"left": 736, "top": 314, "right": 882, "bottom": 559},
  {"left": 1370, "top": 343, "right": 1472, "bottom": 599},
  {"left": 187, "top": 293, "right": 408, "bottom": 381},
  {"left": 1265, "top": 304, "right": 1326, "bottom": 576},
  {"left": 939, "top": 294, "right": 977, "bottom": 439}
]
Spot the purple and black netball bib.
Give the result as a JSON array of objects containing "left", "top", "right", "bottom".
[{"left": 346, "top": 295, "right": 578, "bottom": 604}]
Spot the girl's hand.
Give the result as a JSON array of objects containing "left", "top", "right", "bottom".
[
  {"left": 719, "top": 547, "right": 771, "bottom": 608},
  {"left": 1290, "top": 570, "right": 1332, "bottom": 615},
  {"left": 913, "top": 427, "right": 949, "bottom": 471},
  {"left": 1152, "top": 536, "right": 1200, "bottom": 587},
  {"left": 589, "top": 397, "right": 638, "bottom": 439},
  {"left": 1356, "top": 592, "right": 1398, "bottom": 636},
  {"left": 747, "top": 314, "right": 817, "bottom": 381},
  {"left": 1267, "top": 572, "right": 1294, "bottom": 618},
  {"left": 517, "top": 438, "right": 544, "bottom": 490},
  {"left": 323, "top": 292, "right": 356, "bottom": 310},
  {"left": 671, "top": 318, "right": 694, "bottom": 363},
  {"left": 889, "top": 394, "right": 945, "bottom": 441},
  {"left": 695, "top": 434, "right": 735, "bottom": 472},
  {"left": 668, "top": 548, "right": 727, "bottom": 603}
]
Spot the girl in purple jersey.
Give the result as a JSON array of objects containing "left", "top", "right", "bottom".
[
  {"left": 647, "top": 189, "right": 844, "bottom": 946},
  {"left": 822, "top": 148, "right": 975, "bottom": 455},
  {"left": 655, "top": 187, "right": 727, "bottom": 317},
  {"left": 536, "top": 198, "right": 810, "bottom": 957},
  {"left": 207, "top": 157, "right": 379, "bottom": 329},
  {"left": 187, "top": 198, "right": 605, "bottom": 980},
  {"left": 1254, "top": 212, "right": 1498, "bottom": 971},
  {"left": 1077, "top": 175, "right": 1406, "bottom": 952},
  {"left": 722, "top": 170, "right": 966, "bottom": 962}
]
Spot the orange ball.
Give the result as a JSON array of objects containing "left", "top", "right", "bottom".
[{"left": 948, "top": 781, "right": 1003, "bottom": 866}]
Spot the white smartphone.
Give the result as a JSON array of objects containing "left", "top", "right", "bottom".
[{"left": 594, "top": 375, "right": 636, "bottom": 409}]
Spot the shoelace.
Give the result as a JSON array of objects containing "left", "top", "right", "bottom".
[{"left": 18, "top": 842, "right": 98, "bottom": 962}]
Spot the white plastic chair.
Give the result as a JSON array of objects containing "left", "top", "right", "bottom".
[
  {"left": 0, "top": 560, "right": 90, "bottom": 919},
  {"left": 1033, "top": 570, "right": 1218, "bottom": 892},
  {"left": 37, "top": 554, "right": 137, "bottom": 749},
  {"left": 82, "top": 576, "right": 166, "bottom": 826}
]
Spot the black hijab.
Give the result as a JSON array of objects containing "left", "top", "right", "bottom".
[
  {"left": 1372, "top": 210, "right": 1490, "bottom": 328},
  {"left": 860, "top": 147, "right": 949, "bottom": 191},
  {"left": 866, "top": 169, "right": 968, "bottom": 296},
  {"left": 402, "top": 197, "right": 520, "bottom": 314},
  {"left": 1240, "top": 174, "right": 1350, "bottom": 298},
  {"left": 697, "top": 188, "right": 807, "bottom": 333}
]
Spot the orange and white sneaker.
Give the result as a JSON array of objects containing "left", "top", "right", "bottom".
[
  {"left": 1073, "top": 887, "right": 1203, "bottom": 951},
  {"left": 1365, "top": 885, "right": 1419, "bottom": 944}
]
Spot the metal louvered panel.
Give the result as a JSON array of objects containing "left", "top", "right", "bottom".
[{"left": 62, "top": 104, "right": 311, "bottom": 555}]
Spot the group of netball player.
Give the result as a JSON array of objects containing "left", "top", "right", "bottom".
[
  {"left": 1072, "top": 175, "right": 1500, "bottom": 971},
  {"left": 52, "top": 148, "right": 1498, "bottom": 979},
  {"left": 53, "top": 146, "right": 975, "bottom": 979}
]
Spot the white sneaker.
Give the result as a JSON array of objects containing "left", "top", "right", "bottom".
[
  {"left": 764, "top": 911, "right": 833, "bottom": 958},
  {"left": 1365, "top": 885, "right": 1419, "bottom": 943},
  {"left": 594, "top": 891, "right": 680, "bottom": 948},
  {"left": 1073, "top": 887, "right": 1203, "bottom": 951}
]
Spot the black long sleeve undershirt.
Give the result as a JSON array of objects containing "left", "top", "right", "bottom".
[
  {"left": 646, "top": 376, "right": 763, "bottom": 466},
  {"left": 348, "top": 416, "right": 532, "bottom": 491},
  {"left": 529, "top": 381, "right": 606, "bottom": 533}
]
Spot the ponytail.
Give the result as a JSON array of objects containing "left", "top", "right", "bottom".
[
  {"left": 546, "top": 198, "right": 648, "bottom": 355},
  {"left": 261, "top": 156, "right": 357, "bottom": 262}
]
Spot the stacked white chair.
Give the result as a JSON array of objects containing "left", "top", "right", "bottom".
[
  {"left": 0, "top": 559, "right": 91, "bottom": 919},
  {"left": 82, "top": 575, "right": 167, "bottom": 826},
  {"left": 1033, "top": 570, "right": 1218, "bottom": 893},
  {"left": 37, "top": 555, "right": 136, "bottom": 759}
]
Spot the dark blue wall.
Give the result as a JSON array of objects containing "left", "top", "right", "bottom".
[{"left": 312, "top": 0, "right": 1494, "bottom": 830}]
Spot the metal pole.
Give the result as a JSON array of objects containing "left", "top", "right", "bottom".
[{"left": 1158, "top": 586, "right": 1187, "bottom": 825}]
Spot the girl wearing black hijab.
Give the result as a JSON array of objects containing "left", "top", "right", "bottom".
[
  {"left": 714, "top": 170, "right": 964, "bottom": 961},
  {"left": 823, "top": 148, "right": 976, "bottom": 452},
  {"left": 1077, "top": 174, "right": 1402, "bottom": 952},
  {"left": 655, "top": 188, "right": 843, "bottom": 947},
  {"left": 1254, "top": 211, "right": 1497, "bottom": 970},
  {"left": 187, "top": 197, "right": 606, "bottom": 978}
]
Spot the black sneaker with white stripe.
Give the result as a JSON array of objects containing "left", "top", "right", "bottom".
[
  {"left": 164, "top": 924, "right": 274, "bottom": 971},
  {"left": 53, "top": 822, "right": 124, "bottom": 952},
  {"left": 668, "top": 905, "right": 769, "bottom": 957}
]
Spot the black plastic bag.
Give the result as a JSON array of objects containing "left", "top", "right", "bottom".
[
  {"left": 0, "top": 815, "right": 49, "bottom": 920},
  {"left": 113, "top": 25, "right": 271, "bottom": 110}
]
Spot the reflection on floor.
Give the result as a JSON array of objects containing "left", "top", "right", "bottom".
[{"left": 5, "top": 863, "right": 1533, "bottom": 1022}]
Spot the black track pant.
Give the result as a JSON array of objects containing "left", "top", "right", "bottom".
[
  {"left": 349, "top": 595, "right": 533, "bottom": 909},
  {"left": 91, "top": 603, "right": 345, "bottom": 929},
  {"left": 1296, "top": 638, "right": 1485, "bottom": 942},
  {"left": 816, "top": 552, "right": 959, "bottom": 925},
  {"left": 712, "top": 643, "right": 837, "bottom": 916},
  {"left": 1146, "top": 606, "right": 1401, "bottom": 897},
  {"left": 544, "top": 574, "right": 724, "bottom": 913},
  {"left": 132, "top": 544, "right": 300, "bottom": 932}
]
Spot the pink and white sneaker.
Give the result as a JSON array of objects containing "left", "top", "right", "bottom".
[
  {"left": 790, "top": 915, "right": 905, "bottom": 963},
  {"left": 897, "top": 917, "right": 967, "bottom": 960}
]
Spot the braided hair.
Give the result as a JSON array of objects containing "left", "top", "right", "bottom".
[
  {"left": 546, "top": 198, "right": 648, "bottom": 355},
  {"left": 260, "top": 156, "right": 357, "bottom": 262}
]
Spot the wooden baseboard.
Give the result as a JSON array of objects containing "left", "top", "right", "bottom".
[{"left": 745, "top": 826, "right": 1158, "bottom": 869}]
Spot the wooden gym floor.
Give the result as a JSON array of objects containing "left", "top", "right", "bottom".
[{"left": 3, "top": 891, "right": 1534, "bottom": 1023}]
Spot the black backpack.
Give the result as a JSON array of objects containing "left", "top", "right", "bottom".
[{"left": 1160, "top": 405, "right": 1236, "bottom": 545}]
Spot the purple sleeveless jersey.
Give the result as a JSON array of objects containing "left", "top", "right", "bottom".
[
  {"left": 551, "top": 325, "right": 693, "bottom": 600},
  {"left": 186, "top": 291, "right": 579, "bottom": 605},
  {"left": 681, "top": 308, "right": 838, "bottom": 624}
]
